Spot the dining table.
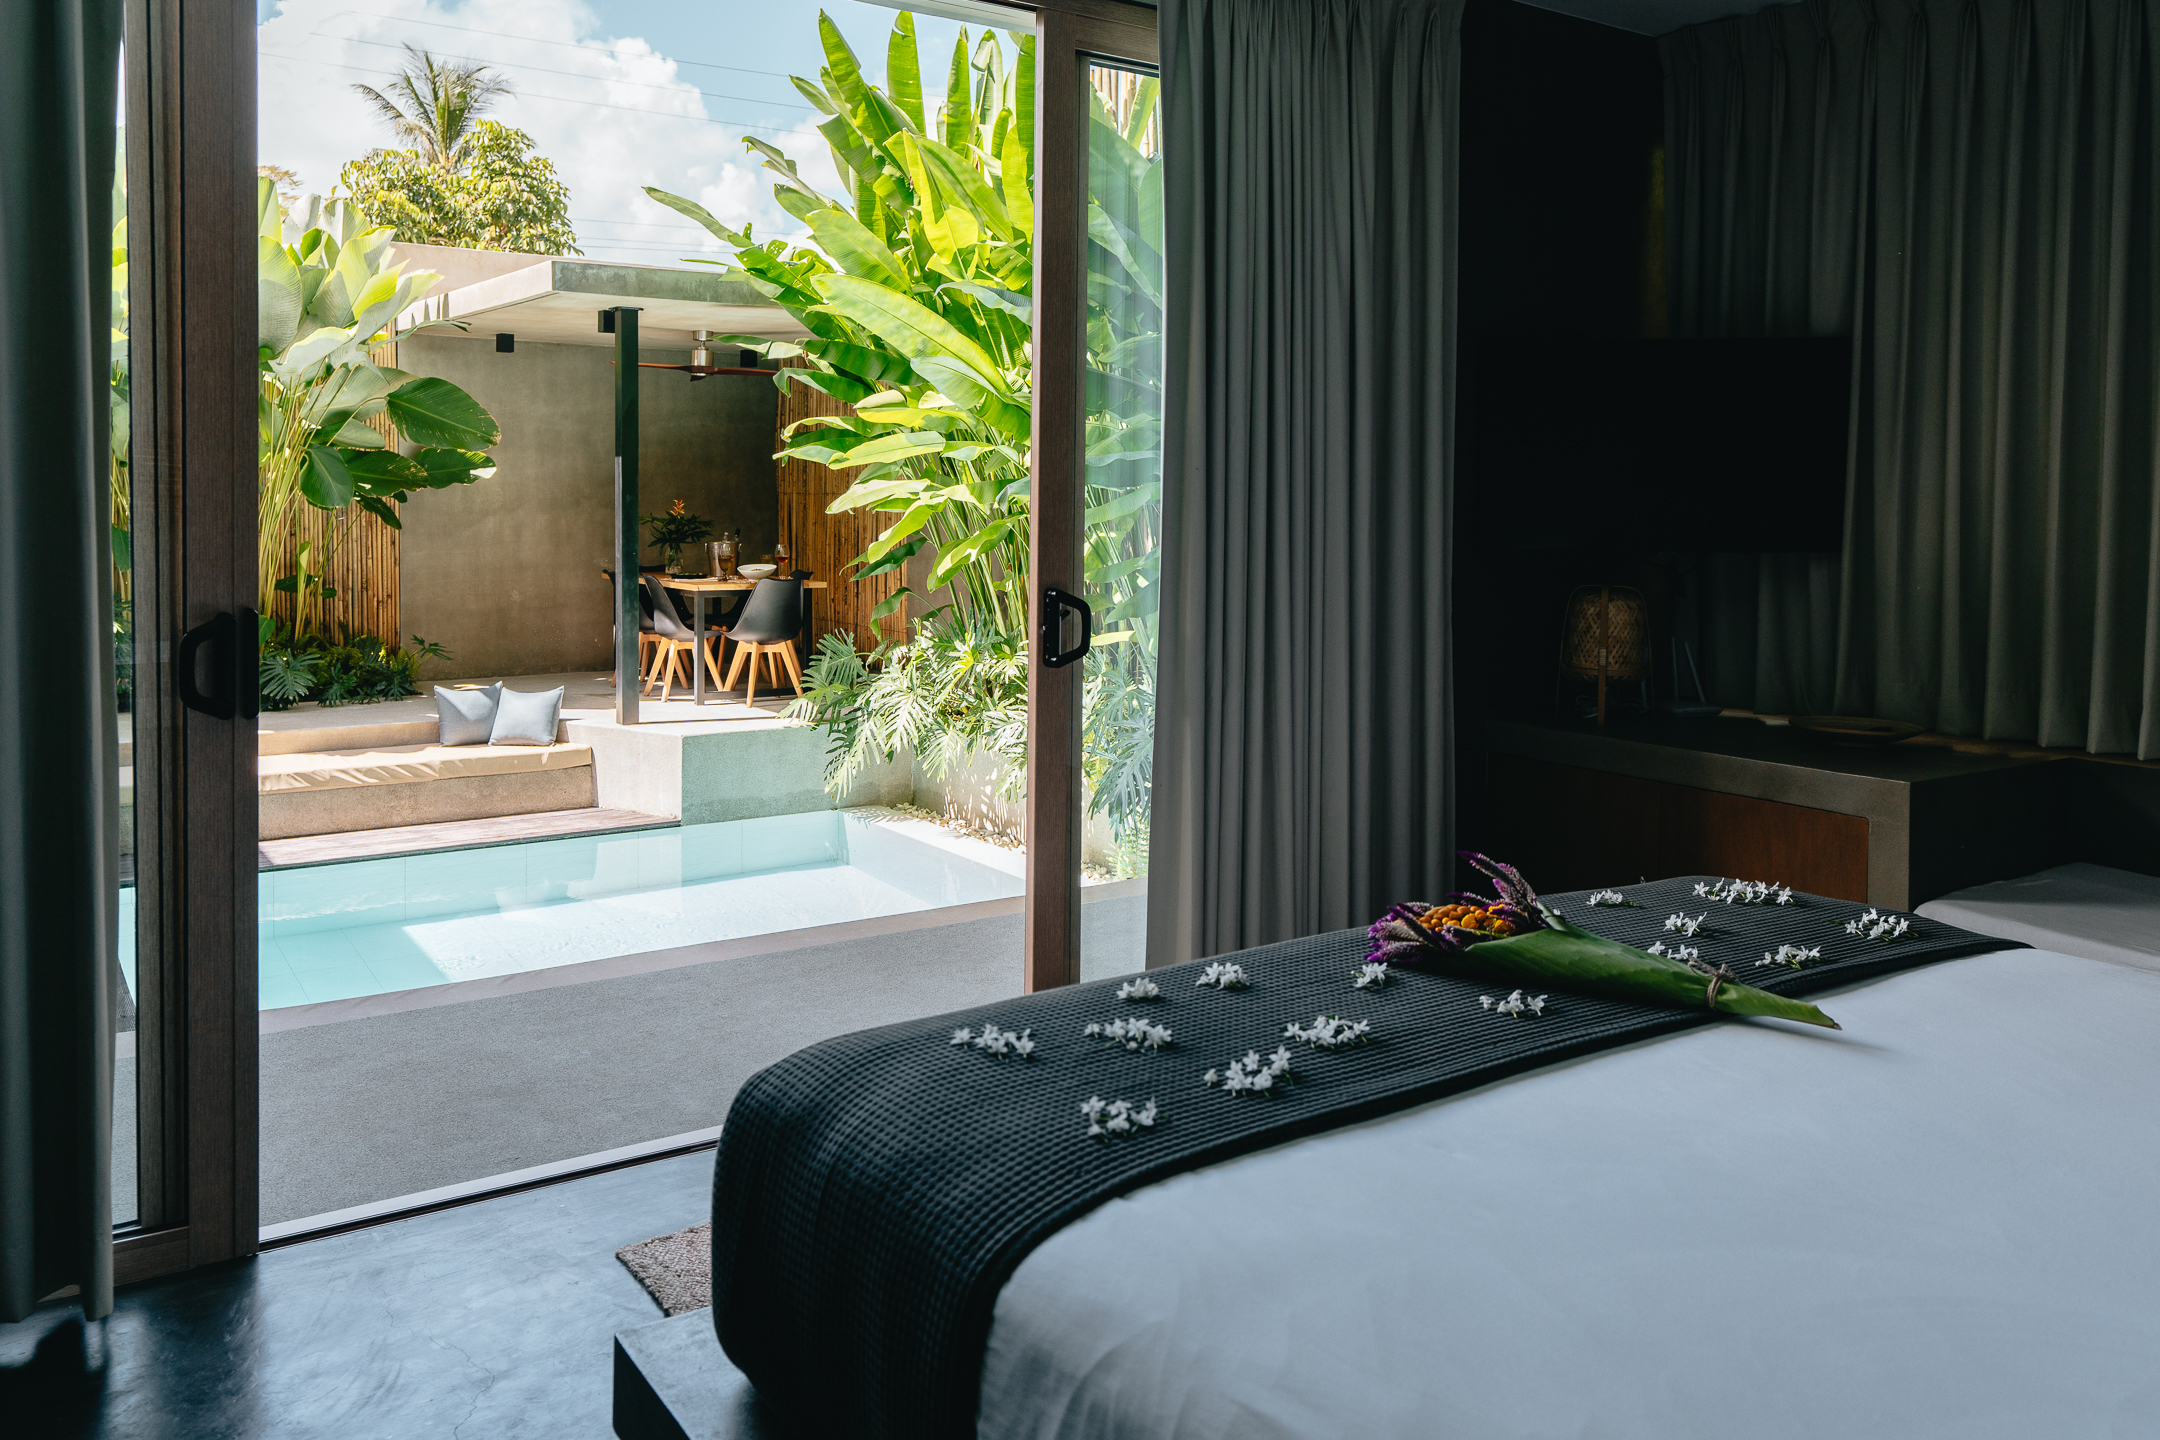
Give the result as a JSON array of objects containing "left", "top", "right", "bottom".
[{"left": 656, "top": 574, "right": 829, "bottom": 706}]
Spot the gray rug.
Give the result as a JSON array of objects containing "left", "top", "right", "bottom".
[{"left": 617, "top": 1221, "right": 714, "bottom": 1316}]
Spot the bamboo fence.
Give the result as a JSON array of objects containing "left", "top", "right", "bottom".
[{"left": 774, "top": 358, "right": 907, "bottom": 654}]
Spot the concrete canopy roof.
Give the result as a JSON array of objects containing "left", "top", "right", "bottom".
[{"left": 394, "top": 256, "right": 811, "bottom": 350}]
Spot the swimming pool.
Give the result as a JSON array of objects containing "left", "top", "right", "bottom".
[{"left": 117, "top": 810, "right": 1023, "bottom": 1010}]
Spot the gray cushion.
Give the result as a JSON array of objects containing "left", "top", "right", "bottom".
[
  {"left": 434, "top": 684, "right": 502, "bottom": 746},
  {"left": 489, "top": 685, "right": 564, "bottom": 746}
]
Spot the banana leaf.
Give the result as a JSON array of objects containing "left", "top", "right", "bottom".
[{"left": 1408, "top": 904, "right": 1839, "bottom": 1029}]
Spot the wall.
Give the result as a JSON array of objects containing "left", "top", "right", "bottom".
[{"left": 393, "top": 332, "right": 782, "bottom": 679}]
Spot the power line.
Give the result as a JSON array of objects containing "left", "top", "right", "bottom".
[
  {"left": 258, "top": 50, "right": 819, "bottom": 136},
  {"left": 319, "top": 31, "right": 814, "bottom": 113},
  {"left": 312, "top": 10, "right": 805, "bottom": 81}
]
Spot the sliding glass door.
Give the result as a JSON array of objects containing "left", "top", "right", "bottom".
[{"left": 1027, "top": 5, "right": 1160, "bottom": 988}]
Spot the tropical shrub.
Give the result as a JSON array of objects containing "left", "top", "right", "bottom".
[
  {"left": 342, "top": 121, "right": 580, "bottom": 256},
  {"left": 256, "top": 177, "right": 501, "bottom": 642},
  {"left": 257, "top": 617, "right": 450, "bottom": 712},
  {"left": 646, "top": 11, "right": 1164, "bottom": 865}
]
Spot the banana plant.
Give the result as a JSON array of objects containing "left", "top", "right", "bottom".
[
  {"left": 646, "top": 10, "right": 1036, "bottom": 637},
  {"left": 646, "top": 10, "right": 1164, "bottom": 859},
  {"left": 256, "top": 176, "right": 501, "bottom": 640}
]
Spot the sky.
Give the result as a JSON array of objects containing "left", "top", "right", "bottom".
[{"left": 255, "top": 0, "right": 1008, "bottom": 265}]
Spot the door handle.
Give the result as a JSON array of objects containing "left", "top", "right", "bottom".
[
  {"left": 177, "top": 608, "right": 260, "bottom": 720},
  {"left": 1040, "top": 587, "right": 1092, "bottom": 669}
]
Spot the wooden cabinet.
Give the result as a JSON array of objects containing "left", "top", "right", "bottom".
[{"left": 1483, "top": 754, "right": 1870, "bottom": 901}]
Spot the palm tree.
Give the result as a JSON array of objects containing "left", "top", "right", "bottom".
[{"left": 351, "top": 46, "right": 514, "bottom": 176}]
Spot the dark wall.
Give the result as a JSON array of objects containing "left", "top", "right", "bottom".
[{"left": 1452, "top": 0, "right": 1665, "bottom": 878}]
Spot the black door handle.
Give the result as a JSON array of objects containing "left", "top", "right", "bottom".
[
  {"left": 177, "top": 609, "right": 259, "bottom": 720},
  {"left": 1040, "top": 587, "right": 1092, "bottom": 669}
]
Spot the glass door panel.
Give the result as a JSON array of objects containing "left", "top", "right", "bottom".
[{"left": 1077, "top": 62, "right": 1162, "bottom": 981}]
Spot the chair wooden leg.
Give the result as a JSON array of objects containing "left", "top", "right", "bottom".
[
  {"left": 659, "top": 642, "right": 686, "bottom": 703},
  {"left": 780, "top": 641, "right": 804, "bottom": 695},
  {"left": 703, "top": 636, "right": 724, "bottom": 689},
  {"left": 725, "top": 642, "right": 751, "bottom": 695}
]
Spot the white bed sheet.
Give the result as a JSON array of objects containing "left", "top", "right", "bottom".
[
  {"left": 978, "top": 948, "right": 2160, "bottom": 1440},
  {"left": 1916, "top": 863, "right": 2160, "bottom": 975}
]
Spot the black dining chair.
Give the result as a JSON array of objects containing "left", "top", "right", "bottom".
[
  {"left": 638, "top": 573, "right": 729, "bottom": 702},
  {"left": 722, "top": 576, "right": 806, "bottom": 702},
  {"left": 602, "top": 568, "right": 661, "bottom": 684}
]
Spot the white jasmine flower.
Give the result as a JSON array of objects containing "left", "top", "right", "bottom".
[
  {"left": 1479, "top": 995, "right": 1496, "bottom": 1010},
  {"left": 1843, "top": 908, "right": 1911, "bottom": 942},
  {"left": 1116, "top": 976, "right": 1161, "bottom": 1000},
  {"left": 1284, "top": 1014, "right": 1374, "bottom": 1048},
  {"left": 1084, "top": 1016, "right": 1173, "bottom": 1052},
  {"left": 1587, "top": 889, "right": 1631, "bottom": 906},
  {"left": 1202, "top": 1068, "right": 1220, "bottom": 1087},
  {"left": 1352, "top": 962, "right": 1391, "bottom": 990},
  {"left": 1082, "top": 1095, "right": 1160, "bottom": 1139},
  {"left": 1488, "top": 989, "right": 1550, "bottom": 1019},
  {"left": 1774, "top": 887, "right": 1796, "bottom": 905},
  {"left": 950, "top": 1027, "right": 973, "bottom": 1046},
  {"left": 1759, "top": 943, "right": 1822, "bottom": 970},
  {"left": 1693, "top": 882, "right": 1712, "bottom": 898},
  {"left": 962, "top": 1023, "right": 1036, "bottom": 1058},
  {"left": 1196, "top": 962, "right": 1251, "bottom": 990},
  {"left": 1665, "top": 912, "right": 1708, "bottom": 937},
  {"left": 1210, "top": 1045, "right": 1298, "bottom": 1097},
  {"left": 1647, "top": 940, "right": 1699, "bottom": 962}
]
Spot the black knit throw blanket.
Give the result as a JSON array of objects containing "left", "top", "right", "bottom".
[{"left": 708, "top": 879, "right": 2021, "bottom": 1437}]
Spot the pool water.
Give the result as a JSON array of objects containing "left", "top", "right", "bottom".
[{"left": 117, "top": 811, "right": 1022, "bottom": 1010}]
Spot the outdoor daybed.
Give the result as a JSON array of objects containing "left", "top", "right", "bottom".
[
  {"left": 615, "top": 881, "right": 2160, "bottom": 1438},
  {"left": 257, "top": 723, "right": 594, "bottom": 838}
]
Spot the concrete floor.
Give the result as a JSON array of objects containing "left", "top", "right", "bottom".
[{"left": 2, "top": 1151, "right": 715, "bottom": 1440}]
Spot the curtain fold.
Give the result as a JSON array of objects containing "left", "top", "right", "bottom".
[
  {"left": 1, "top": 0, "right": 123, "bottom": 1321},
  {"left": 1150, "top": 0, "right": 1463, "bottom": 963},
  {"left": 1666, "top": 0, "right": 2160, "bottom": 756}
]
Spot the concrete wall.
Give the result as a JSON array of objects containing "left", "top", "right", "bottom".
[{"left": 395, "top": 333, "right": 783, "bottom": 680}]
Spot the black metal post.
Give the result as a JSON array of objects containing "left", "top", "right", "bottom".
[{"left": 613, "top": 306, "right": 642, "bottom": 725}]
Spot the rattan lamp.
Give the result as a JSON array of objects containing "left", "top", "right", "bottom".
[{"left": 1560, "top": 584, "right": 1649, "bottom": 727}]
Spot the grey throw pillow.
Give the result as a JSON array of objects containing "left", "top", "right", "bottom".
[
  {"left": 435, "top": 684, "right": 502, "bottom": 746},
  {"left": 490, "top": 686, "right": 564, "bottom": 746}
]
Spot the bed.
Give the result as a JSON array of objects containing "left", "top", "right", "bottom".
[
  {"left": 612, "top": 896, "right": 2160, "bottom": 1440},
  {"left": 975, "top": 944, "right": 2160, "bottom": 1439},
  {"left": 1916, "top": 862, "right": 2160, "bottom": 976}
]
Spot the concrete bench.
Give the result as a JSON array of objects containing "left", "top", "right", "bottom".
[{"left": 258, "top": 728, "right": 596, "bottom": 839}]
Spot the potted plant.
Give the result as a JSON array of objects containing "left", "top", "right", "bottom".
[{"left": 642, "top": 498, "right": 713, "bottom": 573}]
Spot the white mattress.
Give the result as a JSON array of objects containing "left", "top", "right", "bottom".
[
  {"left": 977, "top": 948, "right": 2160, "bottom": 1439},
  {"left": 1916, "top": 863, "right": 2160, "bottom": 974}
]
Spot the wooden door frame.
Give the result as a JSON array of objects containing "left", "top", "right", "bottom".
[
  {"left": 1025, "top": 0, "right": 1158, "bottom": 991},
  {"left": 114, "top": 0, "right": 260, "bottom": 1287}
]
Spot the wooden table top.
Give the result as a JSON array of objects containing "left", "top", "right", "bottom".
[{"left": 644, "top": 574, "right": 828, "bottom": 591}]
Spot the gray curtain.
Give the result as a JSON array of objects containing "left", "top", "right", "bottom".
[
  {"left": 1665, "top": 0, "right": 2160, "bottom": 756},
  {"left": 1, "top": 0, "right": 123, "bottom": 1321},
  {"left": 1150, "top": 0, "right": 1463, "bottom": 963}
]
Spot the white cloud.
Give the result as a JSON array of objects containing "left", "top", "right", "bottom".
[{"left": 255, "top": 0, "right": 845, "bottom": 264}]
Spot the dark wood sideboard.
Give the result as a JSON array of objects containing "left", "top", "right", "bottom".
[{"left": 1479, "top": 716, "right": 2160, "bottom": 910}]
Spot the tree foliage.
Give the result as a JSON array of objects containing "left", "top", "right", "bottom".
[
  {"left": 646, "top": 9, "right": 1162, "bottom": 859},
  {"left": 351, "top": 45, "right": 515, "bottom": 175},
  {"left": 256, "top": 179, "right": 502, "bottom": 641},
  {"left": 342, "top": 121, "right": 581, "bottom": 256}
]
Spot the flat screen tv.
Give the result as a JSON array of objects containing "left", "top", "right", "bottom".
[{"left": 1459, "top": 337, "right": 1852, "bottom": 552}]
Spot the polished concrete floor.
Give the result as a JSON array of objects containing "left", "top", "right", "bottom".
[{"left": 1, "top": 1151, "right": 714, "bottom": 1439}]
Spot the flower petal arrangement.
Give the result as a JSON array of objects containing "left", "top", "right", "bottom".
[
  {"left": 950, "top": 1024, "right": 1037, "bottom": 1058},
  {"left": 1760, "top": 944, "right": 1822, "bottom": 970},
  {"left": 1694, "top": 878, "right": 1796, "bottom": 906},
  {"left": 1479, "top": 990, "right": 1549, "bottom": 1018},
  {"left": 1845, "top": 908, "right": 1912, "bottom": 942},
  {"left": 1352, "top": 962, "right": 1390, "bottom": 990},
  {"left": 1115, "top": 977, "right": 1161, "bottom": 1001},
  {"left": 1367, "top": 853, "right": 1841, "bottom": 1028},
  {"left": 1083, "top": 1017, "right": 1173, "bottom": 1052},
  {"left": 1195, "top": 962, "right": 1251, "bottom": 991},
  {"left": 1283, "top": 1014, "right": 1372, "bottom": 1048},
  {"left": 1080, "top": 1096, "right": 1158, "bottom": 1139},
  {"left": 1204, "top": 1047, "right": 1294, "bottom": 1095}
]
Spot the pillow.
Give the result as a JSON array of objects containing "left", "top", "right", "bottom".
[
  {"left": 435, "top": 684, "right": 502, "bottom": 746},
  {"left": 489, "top": 685, "right": 565, "bottom": 746}
]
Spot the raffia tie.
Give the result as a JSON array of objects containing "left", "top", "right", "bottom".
[{"left": 1685, "top": 958, "right": 1739, "bottom": 1010}]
